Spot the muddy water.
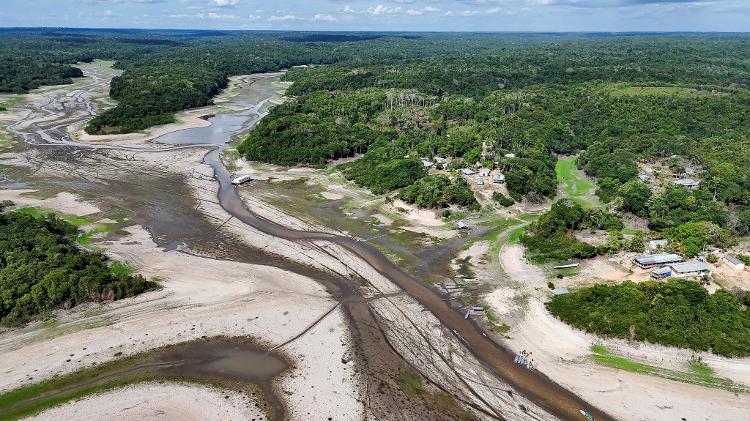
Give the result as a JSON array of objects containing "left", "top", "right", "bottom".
[
  {"left": 153, "top": 111, "right": 259, "bottom": 145},
  {"left": 0, "top": 338, "right": 288, "bottom": 420},
  {"left": 204, "top": 148, "right": 615, "bottom": 421}
]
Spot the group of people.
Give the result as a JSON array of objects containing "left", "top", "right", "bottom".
[{"left": 514, "top": 350, "right": 535, "bottom": 371}]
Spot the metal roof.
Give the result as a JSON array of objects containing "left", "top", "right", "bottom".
[
  {"left": 652, "top": 266, "right": 672, "bottom": 275},
  {"left": 674, "top": 178, "right": 699, "bottom": 186},
  {"left": 724, "top": 255, "right": 744, "bottom": 266},
  {"left": 634, "top": 253, "right": 683, "bottom": 266},
  {"left": 551, "top": 287, "right": 570, "bottom": 295},
  {"left": 669, "top": 260, "right": 711, "bottom": 273}
]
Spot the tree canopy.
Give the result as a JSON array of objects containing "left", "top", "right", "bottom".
[{"left": 0, "top": 210, "right": 156, "bottom": 326}]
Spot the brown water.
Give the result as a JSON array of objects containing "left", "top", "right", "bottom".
[
  {"left": 204, "top": 149, "right": 616, "bottom": 421},
  {"left": 0, "top": 338, "right": 289, "bottom": 420}
]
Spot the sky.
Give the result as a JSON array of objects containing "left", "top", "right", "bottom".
[{"left": 1, "top": 0, "right": 749, "bottom": 32}]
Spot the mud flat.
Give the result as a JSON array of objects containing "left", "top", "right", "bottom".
[
  {"left": 26, "top": 382, "right": 266, "bottom": 421},
  {"left": 1, "top": 60, "right": 612, "bottom": 420},
  {"left": 0, "top": 189, "right": 356, "bottom": 420}
]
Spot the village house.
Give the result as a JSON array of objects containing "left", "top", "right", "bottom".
[
  {"left": 723, "top": 254, "right": 746, "bottom": 271},
  {"left": 673, "top": 178, "right": 700, "bottom": 189},
  {"left": 462, "top": 168, "right": 476, "bottom": 176},
  {"left": 479, "top": 168, "right": 491, "bottom": 177},
  {"left": 634, "top": 253, "right": 683, "bottom": 268},
  {"left": 492, "top": 174, "right": 506, "bottom": 183},
  {"left": 651, "top": 266, "right": 672, "bottom": 279},
  {"left": 669, "top": 260, "right": 711, "bottom": 278}
]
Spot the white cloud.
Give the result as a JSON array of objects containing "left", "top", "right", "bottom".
[
  {"left": 313, "top": 13, "right": 338, "bottom": 21},
  {"left": 406, "top": 9, "right": 423, "bottom": 15},
  {"left": 209, "top": 0, "right": 239, "bottom": 6},
  {"left": 207, "top": 11, "right": 239, "bottom": 19},
  {"left": 367, "top": 4, "right": 403, "bottom": 15},
  {"left": 267, "top": 14, "right": 303, "bottom": 21},
  {"left": 168, "top": 11, "right": 238, "bottom": 19}
]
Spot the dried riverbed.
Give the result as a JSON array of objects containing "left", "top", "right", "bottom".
[{"left": 0, "top": 61, "right": 614, "bottom": 420}]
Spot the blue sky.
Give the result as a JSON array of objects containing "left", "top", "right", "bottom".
[{"left": 1, "top": 0, "right": 749, "bottom": 32}]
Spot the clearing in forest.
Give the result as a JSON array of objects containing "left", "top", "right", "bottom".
[{"left": 555, "top": 156, "right": 598, "bottom": 208}]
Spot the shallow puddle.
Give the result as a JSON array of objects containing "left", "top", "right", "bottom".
[{"left": 0, "top": 338, "right": 289, "bottom": 421}]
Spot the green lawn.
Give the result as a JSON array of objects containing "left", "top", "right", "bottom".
[
  {"left": 555, "top": 157, "right": 598, "bottom": 208},
  {"left": 109, "top": 261, "right": 135, "bottom": 276},
  {"left": 591, "top": 345, "right": 745, "bottom": 393}
]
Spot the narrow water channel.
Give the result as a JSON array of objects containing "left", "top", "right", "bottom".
[{"left": 1, "top": 69, "right": 615, "bottom": 421}]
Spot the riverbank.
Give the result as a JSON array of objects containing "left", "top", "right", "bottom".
[
  {"left": 0, "top": 188, "right": 361, "bottom": 419},
  {"left": 484, "top": 241, "right": 750, "bottom": 421},
  {"left": 26, "top": 382, "right": 266, "bottom": 421}
]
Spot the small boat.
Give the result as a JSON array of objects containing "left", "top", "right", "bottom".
[
  {"left": 231, "top": 174, "right": 253, "bottom": 185},
  {"left": 554, "top": 263, "right": 579, "bottom": 269},
  {"left": 580, "top": 410, "right": 594, "bottom": 420}
]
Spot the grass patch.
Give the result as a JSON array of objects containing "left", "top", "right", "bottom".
[
  {"left": 221, "top": 148, "right": 240, "bottom": 171},
  {"left": 621, "top": 227, "right": 643, "bottom": 236},
  {"left": 552, "top": 266, "right": 579, "bottom": 278},
  {"left": 483, "top": 305, "right": 510, "bottom": 334},
  {"left": 555, "top": 157, "right": 598, "bottom": 208},
  {"left": 305, "top": 193, "right": 327, "bottom": 202},
  {"left": 109, "top": 261, "right": 135, "bottom": 276},
  {"left": 77, "top": 223, "right": 117, "bottom": 245},
  {"left": 604, "top": 84, "right": 719, "bottom": 98},
  {"left": 398, "top": 372, "right": 424, "bottom": 396},
  {"left": 15, "top": 207, "right": 93, "bottom": 228},
  {"left": 591, "top": 345, "right": 746, "bottom": 393},
  {"left": 506, "top": 225, "right": 529, "bottom": 245}
]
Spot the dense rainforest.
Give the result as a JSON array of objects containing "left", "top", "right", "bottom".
[
  {"left": 0, "top": 207, "right": 156, "bottom": 326},
  {"left": 3, "top": 29, "right": 750, "bottom": 238}
]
